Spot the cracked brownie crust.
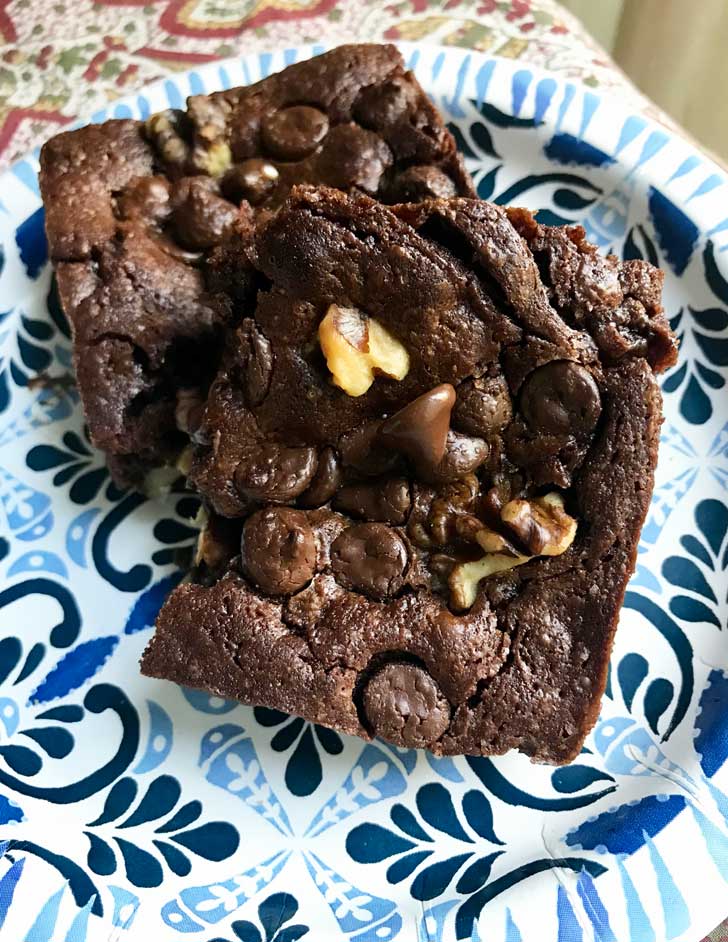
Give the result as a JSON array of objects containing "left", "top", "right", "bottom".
[
  {"left": 39, "top": 44, "right": 474, "bottom": 485},
  {"left": 141, "top": 186, "right": 677, "bottom": 762}
]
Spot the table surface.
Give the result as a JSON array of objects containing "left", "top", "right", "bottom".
[{"left": 0, "top": 1, "right": 725, "bottom": 939}]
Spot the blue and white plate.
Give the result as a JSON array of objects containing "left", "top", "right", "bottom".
[{"left": 2, "top": 43, "right": 728, "bottom": 942}]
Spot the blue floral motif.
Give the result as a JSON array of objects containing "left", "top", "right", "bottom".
[
  {"left": 254, "top": 707, "right": 343, "bottom": 797},
  {"left": 466, "top": 756, "right": 616, "bottom": 811},
  {"left": 0, "top": 686, "right": 138, "bottom": 804},
  {"left": 622, "top": 592, "right": 694, "bottom": 740},
  {"left": 84, "top": 773, "right": 239, "bottom": 888},
  {"left": 662, "top": 498, "right": 727, "bottom": 629},
  {"left": 303, "top": 851, "right": 402, "bottom": 941},
  {"left": 348, "top": 782, "right": 511, "bottom": 929},
  {"left": 201, "top": 724, "right": 293, "bottom": 835},
  {"left": 15, "top": 206, "right": 48, "bottom": 279},
  {"left": 26, "top": 429, "right": 111, "bottom": 505},
  {"left": 0, "top": 464, "right": 53, "bottom": 541},
  {"left": 661, "top": 242, "right": 728, "bottom": 424},
  {"left": 30, "top": 636, "right": 119, "bottom": 704},
  {"left": 305, "top": 744, "right": 408, "bottom": 838},
  {"left": 209, "top": 893, "right": 308, "bottom": 942},
  {"left": 161, "top": 852, "right": 290, "bottom": 932},
  {"left": 647, "top": 186, "right": 699, "bottom": 277},
  {"left": 640, "top": 424, "right": 699, "bottom": 547},
  {"left": 151, "top": 493, "right": 200, "bottom": 566},
  {"left": 133, "top": 701, "right": 174, "bottom": 775},
  {"left": 0, "top": 307, "right": 61, "bottom": 415},
  {"left": 695, "top": 670, "right": 728, "bottom": 777}
]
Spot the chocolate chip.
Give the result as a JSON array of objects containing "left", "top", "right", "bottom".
[
  {"left": 388, "top": 165, "right": 457, "bottom": 202},
  {"left": 116, "top": 176, "right": 172, "bottom": 223},
  {"left": 362, "top": 663, "right": 450, "bottom": 747},
  {"left": 340, "top": 420, "right": 400, "bottom": 476},
  {"left": 298, "top": 447, "right": 342, "bottom": 508},
  {"left": 222, "top": 158, "right": 279, "bottom": 205},
  {"left": 333, "top": 477, "right": 411, "bottom": 525},
  {"left": 354, "top": 78, "right": 416, "bottom": 130},
  {"left": 242, "top": 507, "right": 316, "bottom": 595},
  {"left": 261, "top": 105, "right": 329, "bottom": 160},
  {"left": 170, "top": 177, "right": 238, "bottom": 250},
  {"left": 316, "top": 124, "right": 393, "bottom": 194},
  {"left": 240, "top": 319, "right": 273, "bottom": 407},
  {"left": 453, "top": 376, "right": 512, "bottom": 437},
  {"left": 331, "top": 523, "right": 407, "bottom": 598},
  {"left": 234, "top": 442, "right": 318, "bottom": 503},
  {"left": 379, "top": 384, "right": 456, "bottom": 477},
  {"left": 520, "top": 361, "right": 601, "bottom": 436},
  {"left": 429, "top": 431, "right": 489, "bottom": 483}
]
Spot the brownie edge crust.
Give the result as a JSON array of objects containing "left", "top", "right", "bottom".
[{"left": 141, "top": 188, "right": 676, "bottom": 763}]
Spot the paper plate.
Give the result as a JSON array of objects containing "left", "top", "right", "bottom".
[{"left": 1, "top": 42, "right": 728, "bottom": 942}]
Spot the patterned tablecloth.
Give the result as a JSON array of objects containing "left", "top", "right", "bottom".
[{"left": 0, "top": 1, "right": 725, "bottom": 939}]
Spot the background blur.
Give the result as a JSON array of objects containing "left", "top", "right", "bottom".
[{"left": 562, "top": 0, "right": 728, "bottom": 162}]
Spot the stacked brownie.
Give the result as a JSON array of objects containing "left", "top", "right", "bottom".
[
  {"left": 40, "top": 44, "right": 474, "bottom": 486},
  {"left": 40, "top": 45, "right": 678, "bottom": 762}
]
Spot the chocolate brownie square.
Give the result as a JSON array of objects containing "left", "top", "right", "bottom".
[
  {"left": 141, "top": 186, "right": 677, "bottom": 762},
  {"left": 39, "top": 44, "right": 474, "bottom": 486}
]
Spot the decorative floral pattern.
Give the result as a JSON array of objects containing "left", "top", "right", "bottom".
[
  {"left": 1, "top": 44, "right": 728, "bottom": 942},
  {"left": 0, "top": 0, "right": 673, "bottom": 172}
]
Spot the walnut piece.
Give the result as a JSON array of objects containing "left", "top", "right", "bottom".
[
  {"left": 318, "top": 303, "right": 409, "bottom": 397},
  {"left": 501, "top": 492, "right": 577, "bottom": 556},
  {"left": 448, "top": 492, "right": 576, "bottom": 610},
  {"left": 146, "top": 110, "right": 190, "bottom": 166},
  {"left": 196, "top": 141, "right": 232, "bottom": 177},
  {"left": 449, "top": 549, "right": 531, "bottom": 611}
]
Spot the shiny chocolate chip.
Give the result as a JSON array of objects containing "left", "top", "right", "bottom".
[
  {"left": 453, "top": 376, "right": 512, "bottom": 437},
  {"left": 340, "top": 420, "right": 399, "bottom": 477},
  {"left": 298, "top": 447, "right": 341, "bottom": 508},
  {"left": 239, "top": 319, "right": 273, "bottom": 407},
  {"left": 333, "top": 477, "right": 411, "bottom": 525},
  {"left": 520, "top": 361, "right": 601, "bottom": 436},
  {"left": 428, "top": 431, "right": 489, "bottom": 483},
  {"left": 353, "top": 78, "right": 415, "bottom": 130},
  {"left": 331, "top": 523, "right": 407, "bottom": 599},
  {"left": 116, "top": 176, "right": 172, "bottom": 223},
  {"left": 362, "top": 663, "right": 450, "bottom": 747},
  {"left": 316, "top": 124, "right": 393, "bottom": 194},
  {"left": 222, "top": 158, "right": 279, "bottom": 205},
  {"left": 379, "top": 384, "right": 456, "bottom": 477},
  {"left": 261, "top": 105, "right": 329, "bottom": 161},
  {"left": 388, "top": 165, "right": 457, "bottom": 202},
  {"left": 170, "top": 177, "right": 238, "bottom": 250},
  {"left": 242, "top": 507, "right": 316, "bottom": 595},
  {"left": 234, "top": 442, "right": 318, "bottom": 503}
]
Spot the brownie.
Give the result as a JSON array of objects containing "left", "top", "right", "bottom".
[
  {"left": 141, "top": 186, "right": 677, "bottom": 762},
  {"left": 39, "top": 44, "right": 474, "bottom": 487}
]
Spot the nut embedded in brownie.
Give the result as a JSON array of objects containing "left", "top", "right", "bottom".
[
  {"left": 141, "top": 186, "right": 677, "bottom": 762},
  {"left": 38, "top": 43, "right": 475, "bottom": 487}
]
